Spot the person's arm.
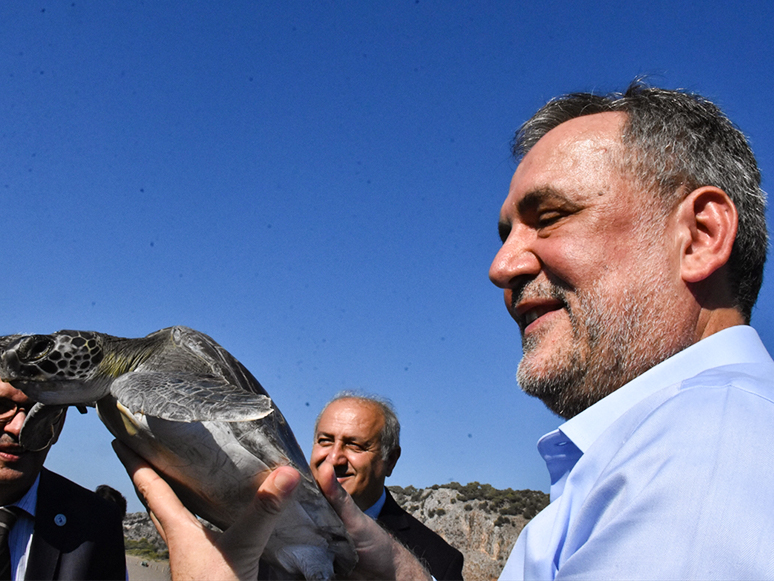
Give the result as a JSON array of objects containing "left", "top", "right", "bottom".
[
  {"left": 113, "top": 441, "right": 300, "bottom": 581},
  {"left": 114, "top": 442, "right": 430, "bottom": 581}
]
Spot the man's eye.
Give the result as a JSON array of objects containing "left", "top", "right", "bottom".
[
  {"left": 536, "top": 211, "right": 563, "bottom": 227},
  {"left": 498, "top": 223, "right": 511, "bottom": 244},
  {"left": 0, "top": 399, "right": 15, "bottom": 415}
]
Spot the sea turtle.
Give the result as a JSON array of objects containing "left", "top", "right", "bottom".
[{"left": 0, "top": 326, "right": 357, "bottom": 580}]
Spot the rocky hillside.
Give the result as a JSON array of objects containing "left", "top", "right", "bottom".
[
  {"left": 123, "top": 513, "right": 168, "bottom": 560},
  {"left": 123, "top": 482, "right": 549, "bottom": 581},
  {"left": 388, "top": 483, "right": 548, "bottom": 581}
]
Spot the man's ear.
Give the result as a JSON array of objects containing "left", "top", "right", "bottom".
[
  {"left": 384, "top": 446, "right": 401, "bottom": 478},
  {"left": 676, "top": 186, "right": 738, "bottom": 284}
]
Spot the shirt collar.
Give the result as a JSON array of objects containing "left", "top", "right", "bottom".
[
  {"left": 538, "top": 325, "right": 769, "bottom": 495},
  {"left": 11, "top": 473, "right": 40, "bottom": 517},
  {"left": 363, "top": 488, "right": 387, "bottom": 519}
]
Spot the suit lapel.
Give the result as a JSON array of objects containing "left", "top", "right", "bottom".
[
  {"left": 24, "top": 470, "right": 62, "bottom": 580},
  {"left": 377, "top": 489, "right": 411, "bottom": 531}
]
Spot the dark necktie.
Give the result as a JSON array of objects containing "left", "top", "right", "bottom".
[{"left": 0, "top": 506, "right": 19, "bottom": 581}]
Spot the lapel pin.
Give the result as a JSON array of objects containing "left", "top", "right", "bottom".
[{"left": 54, "top": 514, "right": 67, "bottom": 527}]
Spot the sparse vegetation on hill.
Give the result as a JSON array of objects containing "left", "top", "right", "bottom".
[
  {"left": 125, "top": 538, "right": 169, "bottom": 561},
  {"left": 389, "top": 481, "right": 549, "bottom": 521}
]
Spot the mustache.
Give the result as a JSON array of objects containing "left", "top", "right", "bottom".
[
  {"left": 0, "top": 432, "right": 23, "bottom": 448},
  {"left": 512, "top": 279, "right": 573, "bottom": 313}
]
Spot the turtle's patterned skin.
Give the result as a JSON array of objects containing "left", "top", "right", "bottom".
[{"left": 0, "top": 326, "right": 356, "bottom": 580}]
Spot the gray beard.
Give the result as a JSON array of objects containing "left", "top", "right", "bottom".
[{"left": 516, "top": 276, "right": 693, "bottom": 419}]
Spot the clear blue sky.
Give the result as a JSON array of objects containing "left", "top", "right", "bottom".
[{"left": 2, "top": 1, "right": 773, "bottom": 513}]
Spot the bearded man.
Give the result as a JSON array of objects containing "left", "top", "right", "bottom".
[{"left": 489, "top": 82, "right": 771, "bottom": 579}]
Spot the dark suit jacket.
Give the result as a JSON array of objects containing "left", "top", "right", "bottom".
[
  {"left": 378, "top": 489, "right": 464, "bottom": 581},
  {"left": 23, "top": 468, "right": 126, "bottom": 580}
]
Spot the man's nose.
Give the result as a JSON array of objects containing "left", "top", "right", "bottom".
[
  {"left": 489, "top": 225, "right": 541, "bottom": 289},
  {"left": 4, "top": 409, "right": 27, "bottom": 437},
  {"left": 328, "top": 444, "right": 347, "bottom": 466}
]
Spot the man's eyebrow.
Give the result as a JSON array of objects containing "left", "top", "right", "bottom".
[
  {"left": 516, "top": 187, "right": 577, "bottom": 214},
  {"left": 498, "top": 220, "right": 511, "bottom": 243},
  {"left": 498, "top": 187, "right": 581, "bottom": 242},
  {"left": 316, "top": 431, "right": 361, "bottom": 443}
]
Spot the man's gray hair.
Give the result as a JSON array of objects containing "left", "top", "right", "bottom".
[
  {"left": 315, "top": 391, "right": 401, "bottom": 462},
  {"left": 513, "top": 80, "right": 767, "bottom": 323}
]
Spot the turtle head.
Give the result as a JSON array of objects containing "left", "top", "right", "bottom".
[{"left": 0, "top": 331, "right": 110, "bottom": 405}]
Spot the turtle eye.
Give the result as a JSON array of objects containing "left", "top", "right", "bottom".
[{"left": 20, "top": 336, "right": 54, "bottom": 361}]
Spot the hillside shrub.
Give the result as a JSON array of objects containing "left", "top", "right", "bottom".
[
  {"left": 388, "top": 482, "right": 549, "bottom": 520},
  {"left": 125, "top": 538, "right": 169, "bottom": 561},
  {"left": 444, "top": 481, "right": 549, "bottom": 519}
]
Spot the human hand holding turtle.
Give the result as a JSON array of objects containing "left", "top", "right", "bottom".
[
  {"left": 117, "top": 442, "right": 430, "bottom": 581},
  {"left": 314, "top": 461, "right": 432, "bottom": 581},
  {"left": 115, "top": 441, "right": 303, "bottom": 581}
]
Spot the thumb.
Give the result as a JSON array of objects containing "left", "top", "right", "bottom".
[
  {"left": 316, "top": 461, "right": 372, "bottom": 534},
  {"left": 219, "top": 466, "right": 301, "bottom": 551},
  {"left": 316, "top": 461, "right": 431, "bottom": 580},
  {"left": 315, "top": 461, "right": 351, "bottom": 512},
  {"left": 210, "top": 467, "right": 302, "bottom": 581}
]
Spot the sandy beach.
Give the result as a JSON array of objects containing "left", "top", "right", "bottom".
[{"left": 126, "top": 555, "right": 170, "bottom": 581}]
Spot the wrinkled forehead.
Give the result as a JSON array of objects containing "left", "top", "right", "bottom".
[
  {"left": 503, "top": 113, "right": 629, "bottom": 210},
  {"left": 520, "top": 111, "right": 628, "bottom": 161},
  {"left": 319, "top": 399, "right": 385, "bottom": 436}
]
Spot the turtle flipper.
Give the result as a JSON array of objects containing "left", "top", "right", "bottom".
[
  {"left": 20, "top": 403, "right": 68, "bottom": 451},
  {"left": 111, "top": 372, "right": 273, "bottom": 422}
]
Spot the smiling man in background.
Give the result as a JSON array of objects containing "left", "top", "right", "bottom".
[{"left": 311, "top": 392, "right": 464, "bottom": 581}]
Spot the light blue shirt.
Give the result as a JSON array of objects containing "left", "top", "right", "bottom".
[
  {"left": 500, "top": 325, "right": 774, "bottom": 580},
  {"left": 363, "top": 488, "right": 387, "bottom": 519},
  {"left": 5, "top": 473, "right": 39, "bottom": 581}
]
